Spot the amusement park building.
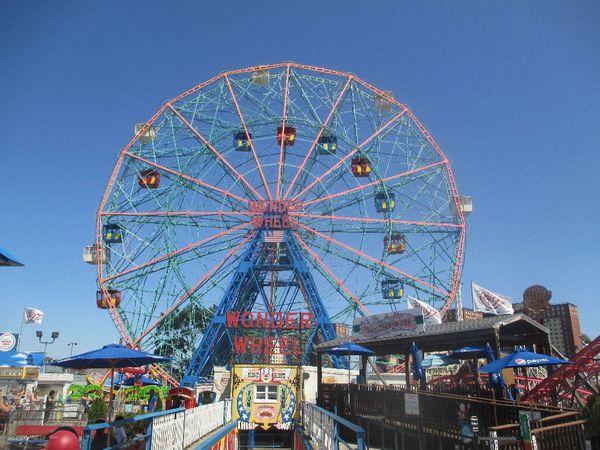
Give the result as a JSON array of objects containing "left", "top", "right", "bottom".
[{"left": 514, "top": 301, "right": 582, "bottom": 357}]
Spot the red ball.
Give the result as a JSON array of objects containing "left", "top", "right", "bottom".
[{"left": 46, "top": 430, "right": 80, "bottom": 450}]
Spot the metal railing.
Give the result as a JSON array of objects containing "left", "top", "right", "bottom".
[
  {"left": 484, "top": 411, "right": 588, "bottom": 450},
  {"left": 301, "top": 401, "right": 365, "bottom": 450},
  {"left": 319, "top": 383, "right": 585, "bottom": 449}
]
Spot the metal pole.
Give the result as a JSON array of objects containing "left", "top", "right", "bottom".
[{"left": 17, "top": 308, "right": 25, "bottom": 351}]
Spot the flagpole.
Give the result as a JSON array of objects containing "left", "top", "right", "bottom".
[{"left": 17, "top": 307, "right": 25, "bottom": 351}]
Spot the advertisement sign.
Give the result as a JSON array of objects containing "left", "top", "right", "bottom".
[
  {"left": 232, "top": 364, "right": 301, "bottom": 431},
  {"left": 0, "top": 333, "right": 44, "bottom": 367},
  {"left": 0, "top": 367, "right": 40, "bottom": 380},
  {"left": 523, "top": 285, "right": 551, "bottom": 320},
  {"left": 0, "top": 333, "right": 18, "bottom": 352},
  {"left": 227, "top": 311, "right": 313, "bottom": 359},
  {"left": 0, "top": 351, "right": 44, "bottom": 367},
  {"left": 352, "top": 309, "right": 424, "bottom": 338}
]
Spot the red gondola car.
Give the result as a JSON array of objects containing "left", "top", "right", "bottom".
[
  {"left": 138, "top": 169, "right": 160, "bottom": 189},
  {"left": 277, "top": 126, "right": 296, "bottom": 146},
  {"left": 351, "top": 157, "right": 371, "bottom": 177},
  {"left": 384, "top": 233, "right": 406, "bottom": 254}
]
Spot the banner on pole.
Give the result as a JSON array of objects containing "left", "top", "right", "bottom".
[
  {"left": 471, "top": 282, "right": 514, "bottom": 315},
  {"left": 407, "top": 297, "right": 442, "bottom": 325},
  {"left": 23, "top": 307, "right": 44, "bottom": 325}
]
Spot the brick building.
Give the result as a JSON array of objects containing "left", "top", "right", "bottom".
[{"left": 545, "top": 303, "right": 582, "bottom": 357}]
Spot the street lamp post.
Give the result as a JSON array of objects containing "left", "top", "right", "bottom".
[
  {"left": 36, "top": 330, "right": 59, "bottom": 371},
  {"left": 68, "top": 342, "right": 78, "bottom": 356}
]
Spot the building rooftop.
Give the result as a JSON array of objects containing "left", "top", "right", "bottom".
[{"left": 316, "top": 313, "right": 550, "bottom": 356}]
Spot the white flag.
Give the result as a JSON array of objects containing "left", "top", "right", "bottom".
[
  {"left": 471, "top": 282, "right": 514, "bottom": 315},
  {"left": 23, "top": 308, "right": 44, "bottom": 325},
  {"left": 407, "top": 296, "right": 442, "bottom": 325}
]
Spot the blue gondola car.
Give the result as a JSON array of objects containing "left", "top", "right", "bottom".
[
  {"left": 382, "top": 279, "right": 404, "bottom": 299},
  {"left": 375, "top": 192, "right": 396, "bottom": 212},
  {"left": 234, "top": 130, "right": 252, "bottom": 152},
  {"left": 317, "top": 133, "right": 337, "bottom": 155},
  {"left": 103, "top": 224, "right": 123, "bottom": 244}
]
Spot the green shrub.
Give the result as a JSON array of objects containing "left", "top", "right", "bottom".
[
  {"left": 87, "top": 397, "right": 108, "bottom": 423},
  {"left": 583, "top": 393, "right": 600, "bottom": 437}
]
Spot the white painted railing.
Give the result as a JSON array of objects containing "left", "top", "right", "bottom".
[
  {"left": 151, "top": 409, "right": 185, "bottom": 450},
  {"left": 183, "top": 400, "right": 232, "bottom": 448}
]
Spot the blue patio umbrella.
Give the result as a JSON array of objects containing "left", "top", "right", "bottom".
[
  {"left": 51, "top": 344, "right": 172, "bottom": 420},
  {"left": 120, "top": 375, "right": 162, "bottom": 387},
  {"left": 477, "top": 349, "right": 571, "bottom": 373},
  {"left": 450, "top": 346, "right": 488, "bottom": 359},
  {"left": 328, "top": 343, "right": 374, "bottom": 384},
  {"left": 327, "top": 343, "right": 374, "bottom": 356},
  {"left": 451, "top": 344, "right": 505, "bottom": 388},
  {"left": 421, "top": 354, "right": 460, "bottom": 368},
  {"left": 410, "top": 342, "right": 425, "bottom": 383},
  {"left": 0, "top": 246, "right": 23, "bottom": 267},
  {"left": 50, "top": 344, "right": 172, "bottom": 369}
]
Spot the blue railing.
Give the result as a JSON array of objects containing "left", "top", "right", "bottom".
[
  {"left": 301, "top": 401, "right": 365, "bottom": 450},
  {"left": 191, "top": 422, "right": 237, "bottom": 450}
]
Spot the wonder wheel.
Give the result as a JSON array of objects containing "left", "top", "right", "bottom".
[{"left": 91, "top": 63, "right": 467, "bottom": 383}]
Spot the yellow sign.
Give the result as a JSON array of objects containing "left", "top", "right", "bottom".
[
  {"left": 0, "top": 367, "right": 39, "bottom": 380},
  {"left": 231, "top": 364, "right": 301, "bottom": 431}
]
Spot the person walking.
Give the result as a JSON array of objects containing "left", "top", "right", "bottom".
[{"left": 146, "top": 390, "right": 158, "bottom": 413}]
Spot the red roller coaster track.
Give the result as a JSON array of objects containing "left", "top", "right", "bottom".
[{"left": 522, "top": 335, "right": 600, "bottom": 408}]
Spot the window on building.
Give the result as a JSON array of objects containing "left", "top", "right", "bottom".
[{"left": 255, "top": 384, "right": 278, "bottom": 402}]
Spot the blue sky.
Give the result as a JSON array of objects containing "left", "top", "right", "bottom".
[{"left": 1, "top": 1, "right": 598, "bottom": 358}]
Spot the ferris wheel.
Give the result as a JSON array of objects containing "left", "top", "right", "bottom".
[{"left": 87, "top": 63, "right": 467, "bottom": 382}]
